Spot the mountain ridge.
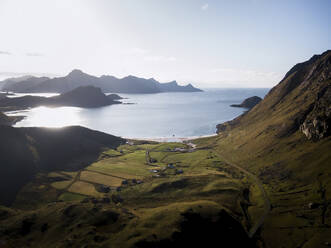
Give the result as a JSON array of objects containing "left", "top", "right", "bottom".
[
  {"left": 212, "top": 50, "right": 331, "bottom": 247},
  {"left": 1, "top": 70, "right": 202, "bottom": 94}
]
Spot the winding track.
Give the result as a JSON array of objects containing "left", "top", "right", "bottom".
[{"left": 211, "top": 149, "right": 271, "bottom": 238}]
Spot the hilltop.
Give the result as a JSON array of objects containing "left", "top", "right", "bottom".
[
  {"left": 0, "top": 86, "right": 122, "bottom": 111},
  {"left": 0, "top": 70, "right": 202, "bottom": 94}
]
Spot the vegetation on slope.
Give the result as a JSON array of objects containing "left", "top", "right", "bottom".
[
  {"left": 0, "top": 141, "right": 258, "bottom": 247},
  {"left": 212, "top": 50, "right": 331, "bottom": 247}
]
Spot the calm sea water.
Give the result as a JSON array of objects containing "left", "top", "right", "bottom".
[{"left": 8, "top": 88, "right": 269, "bottom": 139}]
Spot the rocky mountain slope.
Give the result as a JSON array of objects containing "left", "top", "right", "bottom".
[
  {"left": 1, "top": 70, "right": 202, "bottom": 94},
  {"left": 213, "top": 50, "right": 331, "bottom": 247}
]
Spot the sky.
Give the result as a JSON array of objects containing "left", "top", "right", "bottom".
[{"left": 0, "top": 0, "right": 330, "bottom": 88}]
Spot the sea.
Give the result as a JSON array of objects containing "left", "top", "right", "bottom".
[{"left": 6, "top": 88, "right": 269, "bottom": 140}]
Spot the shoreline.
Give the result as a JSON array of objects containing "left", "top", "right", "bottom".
[
  {"left": 5, "top": 109, "right": 219, "bottom": 143},
  {"left": 126, "top": 133, "right": 218, "bottom": 143}
]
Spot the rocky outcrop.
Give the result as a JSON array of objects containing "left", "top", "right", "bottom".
[
  {"left": 300, "top": 85, "right": 331, "bottom": 140},
  {"left": 230, "top": 96, "right": 262, "bottom": 109}
]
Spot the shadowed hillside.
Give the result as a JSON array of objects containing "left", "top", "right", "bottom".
[{"left": 0, "top": 126, "right": 125, "bottom": 206}]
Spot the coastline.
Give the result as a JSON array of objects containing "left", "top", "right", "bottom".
[{"left": 126, "top": 133, "right": 218, "bottom": 143}]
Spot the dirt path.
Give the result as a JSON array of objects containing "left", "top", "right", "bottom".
[
  {"left": 63, "top": 170, "right": 82, "bottom": 192},
  {"left": 212, "top": 149, "right": 271, "bottom": 238}
]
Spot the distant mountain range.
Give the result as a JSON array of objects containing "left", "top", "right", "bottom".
[
  {"left": 0, "top": 70, "right": 202, "bottom": 94},
  {"left": 0, "top": 86, "right": 122, "bottom": 111}
]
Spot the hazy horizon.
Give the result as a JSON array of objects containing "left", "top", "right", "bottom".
[{"left": 0, "top": 0, "right": 330, "bottom": 88}]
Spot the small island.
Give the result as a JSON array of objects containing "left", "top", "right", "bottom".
[
  {"left": 0, "top": 86, "right": 122, "bottom": 111},
  {"left": 230, "top": 96, "right": 262, "bottom": 109}
]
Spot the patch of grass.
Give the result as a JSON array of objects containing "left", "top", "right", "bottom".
[
  {"left": 51, "top": 180, "right": 73, "bottom": 190},
  {"left": 47, "top": 172, "right": 65, "bottom": 178},
  {"left": 88, "top": 150, "right": 150, "bottom": 178},
  {"left": 58, "top": 192, "right": 86, "bottom": 202},
  {"left": 152, "top": 142, "right": 188, "bottom": 152},
  {"left": 68, "top": 181, "right": 103, "bottom": 197},
  {"left": 61, "top": 171, "right": 78, "bottom": 178},
  {"left": 80, "top": 170, "right": 124, "bottom": 187},
  {"left": 102, "top": 149, "right": 122, "bottom": 157}
]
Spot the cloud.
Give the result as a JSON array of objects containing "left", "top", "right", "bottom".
[
  {"left": 201, "top": 3, "right": 209, "bottom": 11},
  {"left": 0, "top": 51, "right": 12, "bottom": 55},
  {"left": 210, "top": 67, "right": 282, "bottom": 86},
  {"left": 144, "top": 56, "right": 177, "bottom": 62},
  {"left": 125, "top": 48, "right": 176, "bottom": 63},
  {"left": 26, "top": 52, "right": 43, "bottom": 57},
  {"left": 126, "top": 48, "right": 149, "bottom": 56}
]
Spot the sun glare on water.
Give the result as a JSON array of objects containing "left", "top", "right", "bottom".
[{"left": 12, "top": 106, "right": 83, "bottom": 128}]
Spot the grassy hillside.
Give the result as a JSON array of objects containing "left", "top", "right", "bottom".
[
  {"left": 0, "top": 141, "right": 258, "bottom": 247},
  {"left": 210, "top": 50, "right": 331, "bottom": 247}
]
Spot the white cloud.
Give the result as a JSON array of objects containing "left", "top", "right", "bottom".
[
  {"left": 209, "top": 67, "right": 282, "bottom": 87},
  {"left": 126, "top": 47, "right": 149, "bottom": 56},
  {"left": 26, "top": 52, "right": 43, "bottom": 57},
  {"left": 201, "top": 3, "right": 209, "bottom": 11},
  {"left": 124, "top": 48, "right": 176, "bottom": 63},
  {"left": 144, "top": 56, "right": 177, "bottom": 62}
]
